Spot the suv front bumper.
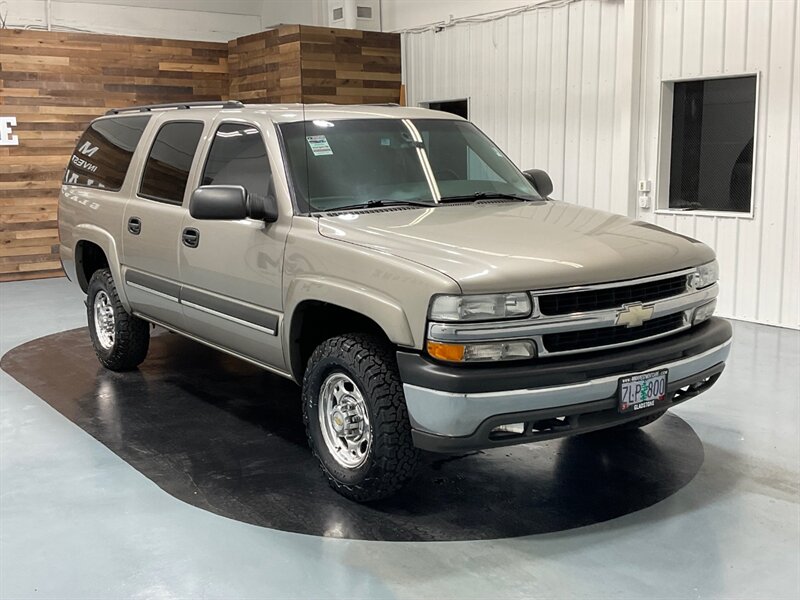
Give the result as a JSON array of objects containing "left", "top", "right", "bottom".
[{"left": 397, "top": 317, "right": 732, "bottom": 452}]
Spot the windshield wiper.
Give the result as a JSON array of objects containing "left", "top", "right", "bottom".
[
  {"left": 325, "top": 198, "right": 434, "bottom": 212},
  {"left": 438, "top": 192, "right": 536, "bottom": 203}
]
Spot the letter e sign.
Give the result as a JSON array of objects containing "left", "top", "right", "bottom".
[{"left": 1, "top": 117, "right": 19, "bottom": 146}]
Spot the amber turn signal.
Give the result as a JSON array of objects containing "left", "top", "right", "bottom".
[{"left": 426, "top": 341, "right": 466, "bottom": 362}]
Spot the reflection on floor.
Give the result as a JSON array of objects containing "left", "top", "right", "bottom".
[
  {"left": 1, "top": 278, "right": 798, "bottom": 598},
  {"left": 2, "top": 328, "right": 705, "bottom": 541}
]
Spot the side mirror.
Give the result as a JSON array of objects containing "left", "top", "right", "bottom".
[
  {"left": 190, "top": 185, "right": 278, "bottom": 222},
  {"left": 523, "top": 169, "right": 554, "bottom": 198}
]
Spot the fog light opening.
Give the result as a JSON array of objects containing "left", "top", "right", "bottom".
[
  {"left": 490, "top": 422, "right": 526, "bottom": 439},
  {"left": 692, "top": 299, "right": 717, "bottom": 326}
]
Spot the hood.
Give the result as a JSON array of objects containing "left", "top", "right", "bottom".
[{"left": 317, "top": 201, "right": 715, "bottom": 293}]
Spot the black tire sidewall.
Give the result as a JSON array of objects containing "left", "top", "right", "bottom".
[
  {"left": 87, "top": 271, "right": 118, "bottom": 363},
  {"left": 86, "top": 268, "right": 149, "bottom": 371}
]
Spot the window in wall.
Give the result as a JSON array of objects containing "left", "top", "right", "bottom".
[
  {"left": 64, "top": 115, "right": 151, "bottom": 191},
  {"left": 202, "top": 123, "right": 273, "bottom": 198},
  {"left": 421, "top": 99, "right": 469, "bottom": 120},
  {"left": 667, "top": 75, "right": 756, "bottom": 213},
  {"left": 139, "top": 121, "right": 204, "bottom": 204}
]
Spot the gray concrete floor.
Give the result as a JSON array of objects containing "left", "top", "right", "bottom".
[{"left": 1, "top": 277, "right": 798, "bottom": 599}]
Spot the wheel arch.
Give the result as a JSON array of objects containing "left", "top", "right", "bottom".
[
  {"left": 284, "top": 278, "right": 416, "bottom": 382},
  {"left": 73, "top": 225, "right": 130, "bottom": 310}
]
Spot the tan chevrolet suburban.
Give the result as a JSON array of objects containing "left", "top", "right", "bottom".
[{"left": 58, "top": 101, "right": 732, "bottom": 501}]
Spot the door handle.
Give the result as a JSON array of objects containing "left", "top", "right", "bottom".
[
  {"left": 127, "top": 217, "right": 141, "bottom": 235},
  {"left": 182, "top": 227, "right": 200, "bottom": 248}
]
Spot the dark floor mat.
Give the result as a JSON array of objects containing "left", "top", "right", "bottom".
[{"left": 1, "top": 327, "right": 704, "bottom": 541}]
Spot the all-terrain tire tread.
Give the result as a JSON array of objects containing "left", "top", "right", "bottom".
[
  {"left": 87, "top": 268, "right": 149, "bottom": 371},
  {"left": 302, "top": 333, "right": 419, "bottom": 502}
]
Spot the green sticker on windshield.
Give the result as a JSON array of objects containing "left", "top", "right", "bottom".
[{"left": 306, "top": 135, "right": 333, "bottom": 156}]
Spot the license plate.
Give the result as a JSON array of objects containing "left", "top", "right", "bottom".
[{"left": 618, "top": 369, "right": 668, "bottom": 413}]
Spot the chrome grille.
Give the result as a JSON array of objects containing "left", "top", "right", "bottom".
[
  {"left": 542, "top": 313, "right": 687, "bottom": 353},
  {"left": 538, "top": 275, "right": 688, "bottom": 315},
  {"left": 426, "top": 267, "right": 718, "bottom": 358}
]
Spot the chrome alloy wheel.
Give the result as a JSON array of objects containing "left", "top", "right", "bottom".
[
  {"left": 318, "top": 372, "right": 372, "bottom": 469},
  {"left": 93, "top": 290, "right": 116, "bottom": 350}
]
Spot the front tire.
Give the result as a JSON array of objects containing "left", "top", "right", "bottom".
[
  {"left": 87, "top": 268, "right": 150, "bottom": 371},
  {"left": 302, "top": 334, "right": 419, "bottom": 502}
]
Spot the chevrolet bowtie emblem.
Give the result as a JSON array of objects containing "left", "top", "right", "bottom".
[{"left": 616, "top": 302, "right": 654, "bottom": 328}]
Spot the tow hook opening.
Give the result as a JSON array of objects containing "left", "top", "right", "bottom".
[{"left": 490, "top": 415, "right": 574, "bottom": 440}]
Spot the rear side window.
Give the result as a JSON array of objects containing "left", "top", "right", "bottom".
[
  {"left": 139, "top": 121, "right": 204, "bottom": 204},
  {"left": 64, "top": 116, "right": 151, "bottom": 191},
  {"left": 202, "top": 123, "right": 273, "bottom": 197}
]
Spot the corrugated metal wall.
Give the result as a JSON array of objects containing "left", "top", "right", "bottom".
[
  {"left": 638, "top": 0, "right": 798, "bottom": 328},
  {"left": 402, "top": 0, "right": 799, "bottom": 328},
  {"left": 404, "top": 0, "right": 626, "bottom": 212}
]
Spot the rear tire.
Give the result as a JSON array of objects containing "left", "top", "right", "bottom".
[
  {"left": 87, "top": 268, "right": 150, "bottom": 371},
  {"left": 302, "top": 334, "right": 419, "bottom": 502}
]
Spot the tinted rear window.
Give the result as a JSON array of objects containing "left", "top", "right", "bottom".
[
  {"left": 139, "top": 121, "right": 204, "bottom": 204},
  {"left": 64, "top": 116, "right": 151, "bottom": 191}
]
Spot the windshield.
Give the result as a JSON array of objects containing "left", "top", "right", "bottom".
[{"left": 279, "top": 118, "right": 540, "bottom": 212}]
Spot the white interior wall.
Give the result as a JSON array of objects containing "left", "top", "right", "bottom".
[
  {"left": 381, "top": 0, "right": 539, "bottom": 31},
  {"left": 403, "top": 0, "right": 799, "bottom": 328},
  {"left": 637, "top": 0, "right": 799, "bottom": 329},
  {"left": 4, "top": 0, "right": 263, "bottom": 40},
  {"left": 261, "top": 0, "right": 325, "bottom": 28},
  {"left": 2, "top": 0, "right": 325, "bottom": 41},
  {"left": 404, "top": 0, "right": 626, "bottom": 209}
]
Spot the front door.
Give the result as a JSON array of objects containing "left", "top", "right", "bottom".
[
  {"left": 122, "top": 118, "right": 206, "bottom": 327},
  {"left": 178, "top": 119, "right": 290, "bottom": 372}
]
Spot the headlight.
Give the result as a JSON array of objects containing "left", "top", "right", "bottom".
[
  {"left": 427, "top": 340, "right": 536, "bottom": 363},
  {"left": 429, "top": 293, "right": 532, "bottom": 322},
  {"left": 692, "top": 260, "right": 719, "bottom": 289}
]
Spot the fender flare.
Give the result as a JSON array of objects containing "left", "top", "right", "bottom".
[
  {"left": 283, "top": 276, "right": 416, "bottom": 373},
  {"left": 74, "top": 224, "right": 132, "bottom": 311}
]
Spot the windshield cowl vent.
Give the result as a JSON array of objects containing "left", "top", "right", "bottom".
[{"left": 320, "top": 205, "right": 426, "bottom": 217}]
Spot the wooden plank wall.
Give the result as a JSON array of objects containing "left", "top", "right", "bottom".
[
  {"left": 299, "top": 25, "right": 401, "bottom": 104},
  {"left": 0, "top": 29, "right": 228, "bottom": 282},
  {"left": 228, "top": 25, "right": 303, "bottom": 103},
  {"left": 228, "top": 25, "right": 401, "bottom": 105},
  {"left": 1, "top": 24, "right": 400, "bottom": 282}
]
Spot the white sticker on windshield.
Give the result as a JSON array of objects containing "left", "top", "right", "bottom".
[{"left": 306, "top": 135, "right": 333, "bottom": 156}]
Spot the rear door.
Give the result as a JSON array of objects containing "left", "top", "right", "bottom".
[
  {"left": 178, "top": 118, "right": 290, "bottom": 371},
  {"left": 121, "top": 117, "right": 206, "bottom": 327}
]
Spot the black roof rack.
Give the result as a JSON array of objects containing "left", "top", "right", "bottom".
[{"left": 105, "top": 100, "right": 245, "bottom": 115}]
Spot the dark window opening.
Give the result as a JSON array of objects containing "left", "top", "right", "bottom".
[
  {"left": 202, "top": 123, "right": 273, "bottom": 198},
  {"left": 64, "top": 115, "right": 150, "bottom": 191},
  {"left": 668, "top": 75, "right": 756, "bottom": 213},
  {"left": 139, "top": 121, "right": 204, "bottom": 204},
  {"left": 423, "top": 99, "right": 469, "bottom": 120}
]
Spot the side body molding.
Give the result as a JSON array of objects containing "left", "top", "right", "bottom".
[{"left": 122, "top": 269, "right": 281, "bottom": 336}]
